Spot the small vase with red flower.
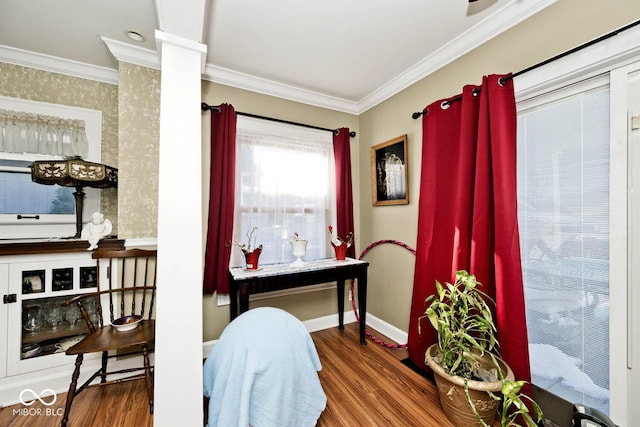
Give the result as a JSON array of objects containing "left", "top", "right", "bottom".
[
  {"left": 228, "top": 226, "right": 263, "bottom": 270},
  {"left": 327, "top": 226, "right": 353, "bottom": 261}
]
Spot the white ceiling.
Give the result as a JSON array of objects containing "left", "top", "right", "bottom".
[{"left": 0, "top": 0, "right": 555, "bottom": 114}]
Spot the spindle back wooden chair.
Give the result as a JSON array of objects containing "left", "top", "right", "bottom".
[{"left": 59, "top": 248, "right": 157, "bottom": 427}]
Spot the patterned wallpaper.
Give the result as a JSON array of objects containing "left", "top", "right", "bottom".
[
  {"left": 0, "top": 62, "right": 119, "bottom": 233},
  {"left": 117, "top": 62, "right": 160, "bottom": 239}
]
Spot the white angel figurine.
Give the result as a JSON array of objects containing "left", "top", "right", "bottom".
[{"left": 81, "top": 212, "right": 112, "bottom": 250}]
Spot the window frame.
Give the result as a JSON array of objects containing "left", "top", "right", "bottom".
[
  {"left": 231, "top": 115, "right": 337, "bottom": 268},
  {"left": 514, "top": 25, "right": 640, "bottom": 424},
  {"left": 0, "top": 96, "right": 102, "bottom": 239}
]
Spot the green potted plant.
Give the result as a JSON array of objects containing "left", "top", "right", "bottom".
[
  {"left": 421, "top": 270, "right": 542, "bottom": 427},
  {"left": 487, "top": 379, "right": 543, "bottom": 427}
]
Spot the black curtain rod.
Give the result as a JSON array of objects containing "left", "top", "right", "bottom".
[
  {"left": 411, "top": 18, "right": 640, "bottom": 120},
  {"left": 201, "top": 102, "right": 356, "bottom": 137}
]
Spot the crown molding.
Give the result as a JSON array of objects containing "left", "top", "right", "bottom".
[
  {"left": 0, "top": 44, "right": 118, "bottom": 84},
  {"left": 0, "top": 0, "right": 557, "bottom": 113},
  {"left": 201, "top": 64, "right": 361, "bottom": 114},
  {"left": 101, "top": 37, "right": 160, "bottom": 71},
  {"left": 201, "top": 0, "right": 557, "bottom": 114},
  {"left": 356, "top": 0, "right": 558, "bottom": 113}
]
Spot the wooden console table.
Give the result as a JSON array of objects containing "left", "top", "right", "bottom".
[{"left": 228, "top": 258, "right": 369, "bottom": 344}]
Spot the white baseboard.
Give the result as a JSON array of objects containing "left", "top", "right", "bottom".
[
  {"left": 365, "top": 313, "right": 408, "bottom": 346},
  {"left": 202, "top": 310, "right": 407, "bottom": 358}
]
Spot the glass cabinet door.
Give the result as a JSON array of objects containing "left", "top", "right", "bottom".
[
  {"left": 7, "top": 254, "right": 99, "bottom": 375},
  {"left": 20, "top": 294, "right": 97, "bottom": 361}
]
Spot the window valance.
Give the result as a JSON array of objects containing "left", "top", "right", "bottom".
[{"left": 0, "top": 108, "right": 89, "bottom": 158}]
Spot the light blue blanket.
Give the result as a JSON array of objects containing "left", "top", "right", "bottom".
[{"left": 203, "top": 307, "right": 327, "bottom": 427}]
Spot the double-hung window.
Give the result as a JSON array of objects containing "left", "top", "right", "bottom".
[{"left": 230, "top": 115, "right": 337, "bottom": 268}]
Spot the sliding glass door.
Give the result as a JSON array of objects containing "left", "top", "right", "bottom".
[
  {"left": 517, "top": 77, "right": 611, "bottom": 414},
  {"left": 516, "top": 57, "right": 640, "bottom": 426}
]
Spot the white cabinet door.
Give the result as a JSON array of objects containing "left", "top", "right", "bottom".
[
  {"left": 0, "top": 263, "right": 8, "bottom": 379},
  {"left": 6, "top": 253, "right": 98, "bottom": 376}
]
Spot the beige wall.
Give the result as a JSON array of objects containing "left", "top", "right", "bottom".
[
  {"left": 358, "top": 0, "right": 640, "bottom": 333},
  {"left": 0, "top": 62, "right": 118, "bottom": 231},
  {"left": 200, "top": 82, "right": 360, "bottom": 340},
  {"left": 117, "top": 63, "right": 161, "bottom": 239}
]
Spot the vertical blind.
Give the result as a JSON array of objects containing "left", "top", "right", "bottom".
[{"left": 517, "top": 84, "right": 611, "bottom": 413}]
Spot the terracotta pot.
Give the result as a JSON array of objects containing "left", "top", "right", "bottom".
[
  {"left": 243, "top": 247, "right": 262, "bottom": 270},
  {"left": 332, "top": 242, "right": 348, "bottom": 260},
  {"left": 425, "top": 344, "right": 514, "bottom": 427}
]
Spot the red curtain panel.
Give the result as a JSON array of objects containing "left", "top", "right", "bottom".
[
  {"left": 407, "top": 75, "right": 531, "bottom": 384},
  {"left": 203, "top": 104, "right": 237, "bottom": 294},
  {"left": 333, "top": 128, "right": 356, "bottom": 259}
]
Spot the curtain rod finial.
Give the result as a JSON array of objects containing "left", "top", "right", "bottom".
[
  {"left": 201, "top": 102, "right": 221, "bottom": 112},
  {"left": 412, "top": 111, "right": 423, "bottom": 120}
]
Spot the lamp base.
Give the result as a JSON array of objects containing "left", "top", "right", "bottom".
[{"left": 72, "top": 187, "right": 85, "bottom": 238}]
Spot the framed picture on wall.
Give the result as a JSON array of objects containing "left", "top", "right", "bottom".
[{"left": 370, "top": 134, "right": 409, "bottom": 206}]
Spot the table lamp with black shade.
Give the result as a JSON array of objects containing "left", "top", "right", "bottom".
[{"left": 30, "top": 157, "right": 118, "bottom": 238}]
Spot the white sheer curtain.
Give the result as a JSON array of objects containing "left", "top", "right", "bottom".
[
  {"left": 0, "top": 108, "right": 88, "bottom": 158},
  {"left": 231, "top": 116, "right": 336, "bottom": 267}
]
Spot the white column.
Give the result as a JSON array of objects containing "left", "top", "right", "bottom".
[{"left": 153, "top": 29, "right": 206, "bottom": 426}]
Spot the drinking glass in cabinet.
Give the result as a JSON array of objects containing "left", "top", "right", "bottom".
[
  {"left": 45, "top": 303, "right": 64, "bottom": 331},
  {"left": 64, "top": 303, "right": 82, "bottom": 329},
  {"left": 23, "top": 304, "right": 43, "bottom": 333}
]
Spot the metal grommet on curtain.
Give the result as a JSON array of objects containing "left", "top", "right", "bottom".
[
  {"left": 440, "top": 101, "right": 450, "bottom": 110},
  {"left": 333, "top": 129, "right": 340, "bottom": 136},
  {"left": 472, "top": 87, "right": 481, "bottom": 97},
  {"left": 498, "top": 77, "right": 507, "bottom": 87}
]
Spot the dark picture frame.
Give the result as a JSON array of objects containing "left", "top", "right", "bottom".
[
  {"left": 80, "top": 266, "right": 98, "bottom": 288},
  {"left": 22, "top": 270, "right": 45, "bottom": 294},
  {"left": 370, "top": 134, "right": 409, "bottom": 206},
  {"left": 52, "top": 267, "right": 73, "bottom": 291}
]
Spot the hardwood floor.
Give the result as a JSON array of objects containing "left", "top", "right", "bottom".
[
  {"left": 0, "top": 377, "right": 153, "bottom": 427},
  {"left": 0, "top": 323, "right": 451, "bottom": 426},
  {"left": 314, "top": 323, "right": 451, "bottom": 427}
]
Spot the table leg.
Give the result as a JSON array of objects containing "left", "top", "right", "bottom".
[
  {"left": 357, "top": 272, "right": 367, "bottom": 345},
  {"left": 239, "top": 283, "right": 250, "bottom": 315},
  {"left": 230, "top": 281, "right": 238, "bottom": 321},
  {"left": 336, "top": 279, "right": 345, "bottom": 330}
]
